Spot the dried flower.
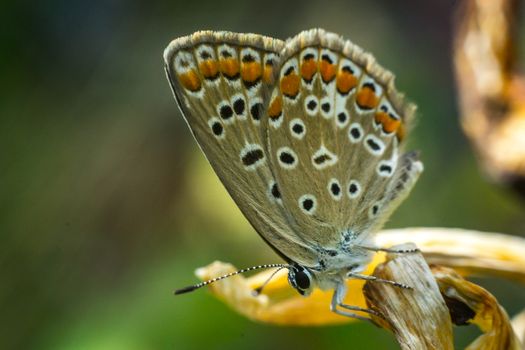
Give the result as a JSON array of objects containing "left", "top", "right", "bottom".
[{"left": 193, "top": 228, "right": 525, "bottom": 348}]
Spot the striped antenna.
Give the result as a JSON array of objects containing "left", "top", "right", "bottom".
[{"left": 174, "top": 264, "right": 289, "bottom": 295}]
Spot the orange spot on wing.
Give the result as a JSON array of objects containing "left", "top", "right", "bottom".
[
  {"left": 220, "top": 58, "right": 240, "bottom": 79},
  {"left": 263, "top": 65, "right": 274, "bottom": 83},
  {"left": 300, "top": 59, "right": 317, "bottom": 82},
  {"left": 375, "top": 111, "right": 401, "bottom": 134},
  {"left": 268, "top": 96, "right": 282, "bottom": 120},
  {"left": 280, "top": 73, "right": 300, "bottom": 98},
  {"left": 178, "top": 70, "right": 201, "bottom": 92},
  {"left": 320, "top": 60, "right": 337, "bottom": 83},
  {"left": 356, "top": 86, "right": 379, "bottom": 110},
  {"left": 241, "top": 62, "right": 262, "bottom": 84},
  {"left": 199, "top": 60, "right": 219, "bottom": 80},
  {"left": 336, "top": 70, "right": 357, "bottom": 94}
]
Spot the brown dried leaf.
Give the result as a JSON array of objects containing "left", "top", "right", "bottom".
[{"left": 363, "top": 243, "right": 454, "bottom": 350}]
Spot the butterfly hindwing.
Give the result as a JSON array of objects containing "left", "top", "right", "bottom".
[
  {"left": 264, "top": 29, "right": 421, "bottom": 248},
  {"left": 164, "top": 31, "right": 319, "bottom": 266}
]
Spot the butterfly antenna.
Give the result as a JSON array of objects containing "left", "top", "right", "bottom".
[
  {"left": 174, "top": 263, "right": 289, "bottom": 295},
  {"left": 252, "top": 266, "right": 288, "bottom": 296}
]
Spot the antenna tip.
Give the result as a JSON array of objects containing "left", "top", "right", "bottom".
[{"left": 174, "top": 285, "right": 199, "bottom": 295}]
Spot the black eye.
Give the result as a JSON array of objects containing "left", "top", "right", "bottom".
[{"left": 294, "top": 268, "right": 311, "bottom": 290}]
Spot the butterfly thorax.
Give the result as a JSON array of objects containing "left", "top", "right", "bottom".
[
  {"left": 304, "top": 227, "right": 372, "bottom": 269},
  {"left": 288, "top": 243, "right": 373, "bottom": 295},
  {"left": 283, "top": 234, "right": 372, "bottom": 297}
]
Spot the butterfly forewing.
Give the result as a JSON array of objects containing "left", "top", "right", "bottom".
[
  {"left": 264, "top": 29, "right": 421, "bottom": 248},
  {"left": 164, "top": 31, "right": 319, "bottom": 266}
]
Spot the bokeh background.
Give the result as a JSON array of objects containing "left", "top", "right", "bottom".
[{"left": 2, "top": 0, "right": 525, "bottom": 349}]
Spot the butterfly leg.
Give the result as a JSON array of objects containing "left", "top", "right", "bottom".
[
  {"left": 359, "top": 245, "right": 420, "bottom": 254},
  {"left": 347, "top": 272, "right": 412, "bottom": 290},
  {"left": 330, "top": 282, "right": 382, "bottom": 325}
]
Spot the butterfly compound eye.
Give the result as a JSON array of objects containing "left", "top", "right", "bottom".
[
  {"left": 288, "top": 265, "right": 312, "bottom": 294},
  {"left": 295, "top": 268, "right": 311, "bottom": 290}
]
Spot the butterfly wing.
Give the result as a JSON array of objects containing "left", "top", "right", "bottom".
[
  {"left": 164, "top": 31, "right": 318, "bottom": 266},
  {"left": 264, "top": 29, "right": 422, "bottom": 248}
]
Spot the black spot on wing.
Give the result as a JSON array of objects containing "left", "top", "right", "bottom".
[
  {"left": 366, "top": 138, "right": 381, "bottom": 151},
  {"left": 363, "top": 82, "right": 376, "bottom": 92},
  {"left": 220, "top": 105, "right": 234, "bottom": 120},
  {"left": 302, "top": 199, "right": 314, "bottom": 211},
  {"left": 242, "top": 149, "right": 264, "bottom": 166},
  {"left": 284, "top": 66, "right": 294, "bottom": 76},
  {"left": 314, "top": 154, "right": 332, "bottom": 165},
  {"left": 321, "top": 54, "right": 333, "bottom": 64},
  {"left": 280, "top": 152, "right": 295, "bottom": 164},
  {"left": 233, "top": 98, "right": 245, "bottom": 115},
  {"left": 250, "top": 103, "right": 262, "bottom": 121},
  {"left": 330, "top": 182, "right": 341, "bottom": 196},
  {"left": 242, "top": 54, "right": 255, "bottom": 63},
  {"left": 379, "top": 164, "right": 393, "bottom": 174},
  {"left": 271, "top": 183, "right": 281, "bottom": 199},
  {"left": 211, "top": 122, "right": 223, "bottom": 136},
  {"left": 303, "top": 53, "right": 315, "bottom": 60},
  {"left": 292, "top": 123, "right": 304, "bottom": 134}
]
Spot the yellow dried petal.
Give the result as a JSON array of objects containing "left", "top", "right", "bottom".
[{"left": 433, "top": 266, "right": 522, "bottom": 350}]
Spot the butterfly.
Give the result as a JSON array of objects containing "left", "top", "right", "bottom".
[{"left": 164, "top": 29, "right": 423, "bottom": 321}]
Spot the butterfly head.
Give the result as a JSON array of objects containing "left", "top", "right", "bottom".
[{"left": 287, "top": 263, "right": 315, "bottom": 296}]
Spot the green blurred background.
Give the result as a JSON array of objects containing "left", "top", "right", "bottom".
[{"left": 2, "top": 0, "right": 525, "bottom": 349}]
